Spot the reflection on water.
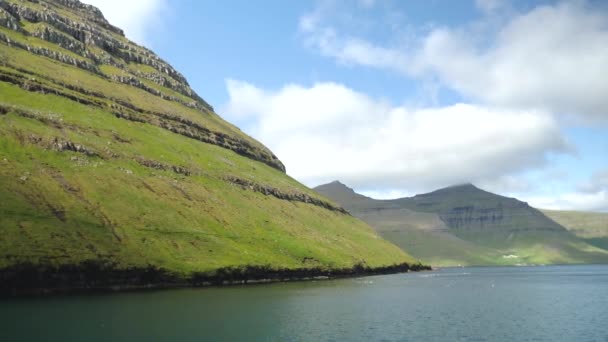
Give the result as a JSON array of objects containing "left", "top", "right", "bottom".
[{"left": 1, "top": 265, "right": 607, "bottom": 341}]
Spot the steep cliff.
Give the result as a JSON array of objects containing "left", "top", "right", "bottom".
[
  {"left": 0, "top": 0, "right": 420, "bottom": 295},
  {"left": 0, "top": 0, "right": 285, "bottom": 171}
]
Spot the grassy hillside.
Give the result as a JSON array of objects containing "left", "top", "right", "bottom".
[
  {"left": 0, "top": 0, "right": 420, "bottom": 293},
  {"left": 542, "top": 209, "right": 608, "bottom": 250},
  {"left": 315, "top": 182, "right": 608, "bottom": 266}
]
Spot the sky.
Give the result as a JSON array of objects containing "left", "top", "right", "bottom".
[{"left": 83, "top": 0, "right": 608, "bottom": 211}]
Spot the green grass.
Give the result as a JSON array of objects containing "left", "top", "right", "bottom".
[
  {"left": 0, "top": 1, "right": 420, "bottom": 282},
  {"left": 0, "top": 83, "right": 416, "bottom": 273},
  {"left": 452, "top": 230, "right": 608, "bottom": 265},
  {"left": 542, "top": 209, "right": 608, "bottom": 250},
  {"left": 379, "top": 229, "right": 502, "bottom": 267},
  {"left": 0, "top": 45, "right": 271, "bottom": 155},
  {"left": 0, "top": 26, "right": 87, "bottom": 62},
  {"left": 541, "top": 209, "right": 608, "bottom": 237},
  {"left": 363, "top": 209, "right": 608, "bottom": 266}
]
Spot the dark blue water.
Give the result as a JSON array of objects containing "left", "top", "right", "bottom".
[{"left": 1, "top": 265, "right": 607, "bottom": 341}]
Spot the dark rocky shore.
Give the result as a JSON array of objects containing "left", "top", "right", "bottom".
[{"left": 0, "top": 261, "right": 431, "bottom": 297}]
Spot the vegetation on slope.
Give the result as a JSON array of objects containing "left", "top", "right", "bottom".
[
  {"left": 542, "top": 209, "right": 608, "bottom": 250},
  {"left": 0, "top": 0, "right": 420, "bottom": 294}
]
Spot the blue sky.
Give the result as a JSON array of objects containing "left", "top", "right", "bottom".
[{"left": 86, "top": 0, "right": 608, "bottom": 211}]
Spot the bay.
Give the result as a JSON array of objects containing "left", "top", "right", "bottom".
[{"left": 1, "top": 265, "right": 607, "bottom": 341}]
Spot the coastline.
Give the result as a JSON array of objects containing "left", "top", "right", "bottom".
[{"left": 0, "top": 261, "right": 431, "bottom": 298}]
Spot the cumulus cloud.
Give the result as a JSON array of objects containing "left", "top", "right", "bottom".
[
  {"left": 82, "top": 0, "right": 167, "bottom": 45},
  {"left": 475, "top": 0, "right": 505, "bottom": 13},
  {"left": 359, "top": 0, "right": 376, "bottom": 9},
  {"left": 523, "top": 169, "right": 608, "bottom": 211},
  {"left": 303, "top": 29, "right": 410, "bottom": 73},
  {"left": 223, "top": 80, "right": 569, "bottom": 193},
  {"left": 301, "top": 1, "right": 608, "bottom": 122},
  {"left": 529, "top": 191, "right": 608, "bottom": 212},
  {"left": 299, "top": 9, "right": 410, "bottom": 73},
  {"left": 578, "top": 169, "right": 608, "bottom": 193}
]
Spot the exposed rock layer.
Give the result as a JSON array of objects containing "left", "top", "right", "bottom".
[{"left": 0, "top": 0, "right": 285, "bottom": 172}]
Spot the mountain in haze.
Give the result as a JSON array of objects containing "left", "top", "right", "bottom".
[
  {"left": 315, "top": 181, "right": 608, "bottom": 266},
  {"left": 541, "top": 209, "right": 608, "bottom": 250},
  {"left": 0, "top": 0, "right": 423, "bottom": 295}
]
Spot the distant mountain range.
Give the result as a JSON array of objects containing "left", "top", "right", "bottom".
[{"left": 315, "top": 181, "right": 608, "bottom": 266}]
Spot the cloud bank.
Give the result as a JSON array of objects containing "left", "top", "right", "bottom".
[
  {"left": 224, "top": 80, "right": 569, "bottom": 193},
  {"left": 301, "top": 1, "right": 608, "bottom": 122}
]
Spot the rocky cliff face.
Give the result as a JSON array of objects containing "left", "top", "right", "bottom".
[
  {"left": 0, "top": 0, "right": 195, "bottom": 102},
  {"left": 401, "top": 184, "right": 565, "bottom": 232},
  {"left": 0, "top": 0, "right": 285, "bottom": 172}
]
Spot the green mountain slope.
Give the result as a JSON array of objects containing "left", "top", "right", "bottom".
[
  {"left": 315, "top": 181, "right": 608, "bottom": 266},
  {"left": 542, "top": 209, "right": 608, "bottom": 250},
  {"left": 0, "top": 0, "right": 420, "bottom": 293}
]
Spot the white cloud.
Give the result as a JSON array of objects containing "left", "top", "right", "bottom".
[
  {"left": 301, "top": 1, "right": 608, "bottom": 122},
  {"left": 475, "top": 0, "right": 504, "bottom": 13},
  {"left": 82, "top": 0, "right": 167, "bottom": 45},
  {"left": 578, "top": 169, "right": 608, "bottom": 193},
  {"left": 526, "top": 169, "right": 608, "bottom": 211},
  {"left": 358, "top": 188, "right": 414, "bottom": 200},
  {"left": 304, "top": 29, "right": 410, "bottom": 73},
  {"left": 529, "top": 191, "right": 608, "bottom": 212},
  {"left": 359, "top": 0, "right": 376, "bottom": 9},
  {"left": 223, "top": 79, "right": 569, "bottom": 193},
  {"left": 299, "top": 6, "right": 410, "bottom": 73},
  {"left": 477, "top": 175, "right": 534, "bottom": 195}
]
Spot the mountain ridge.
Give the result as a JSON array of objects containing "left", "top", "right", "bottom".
[{"left": 315, "top": 181, "right": 608, "bottom": 266}]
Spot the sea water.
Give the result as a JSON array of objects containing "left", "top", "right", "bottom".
[{"left": 1, "top": 265, "right": 607, "bottom": 341}]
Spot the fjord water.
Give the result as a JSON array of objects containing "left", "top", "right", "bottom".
[{"left": 1, "top": 265, "right": 607, "bottom": 341}]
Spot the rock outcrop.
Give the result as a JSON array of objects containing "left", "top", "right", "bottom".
[
  {"left": 0, "top": 0, "right": 286, "bottom": 172},
  {"left": 226, "top": 176, "right": 349, "bottom": 214}
]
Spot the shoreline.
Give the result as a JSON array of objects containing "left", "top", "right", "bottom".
[{"left": 0, "top": 261, "right": 431, "bottom": 298}]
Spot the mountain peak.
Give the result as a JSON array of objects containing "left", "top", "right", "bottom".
[
  {"left": 315, "top": 180, "right": 354, "bottom": 192},
  {"left": 448, "top": 183, "right": 478, "bottom": 190},
  {"left": 419, "top": 183, "right": 484, "bottom": 197},
  {"left": 314, "top": 181, "right": 373, "bottom": 202},
  {"left": 328, "top": 180, "right": 348, "bottom": 187}
]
